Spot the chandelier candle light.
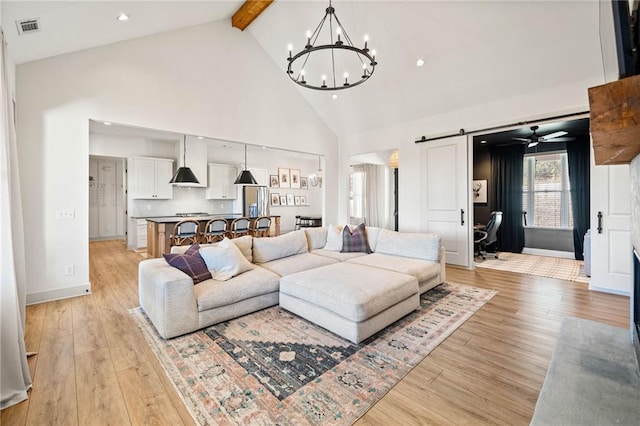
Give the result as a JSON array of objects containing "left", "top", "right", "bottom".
[{"left": 286, "top": 0, "right": 377, "bottom": 91}]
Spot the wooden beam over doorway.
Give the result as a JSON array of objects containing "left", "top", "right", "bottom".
[{"left": 232, "top": 0, "right": 274, "bottom": 31}]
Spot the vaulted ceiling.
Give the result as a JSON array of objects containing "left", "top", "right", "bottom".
[{"left": 2, "top": 1, "right": 605, "bottom": 139}]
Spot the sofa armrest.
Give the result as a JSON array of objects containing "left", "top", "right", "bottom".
[{"left": 138, "top": 258, "right": 199, "bottom": 339}]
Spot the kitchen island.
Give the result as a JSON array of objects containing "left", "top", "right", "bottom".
[{"left": 145, "top": 214, "right": 281, "bottom": 258}]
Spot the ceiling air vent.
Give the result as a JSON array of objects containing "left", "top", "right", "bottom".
[{"left": 16, "top": 19, "right": 40, "bottom": 35}]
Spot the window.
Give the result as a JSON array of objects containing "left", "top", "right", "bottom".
[
  {"left": 349, "top": 167, "right": 365, "bottom": 224},
  {"left": 522, "top": 152, "right": 573, "bottom": 228}
]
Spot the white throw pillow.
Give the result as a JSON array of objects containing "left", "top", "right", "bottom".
[
  {"left": 199, "top": 238, "right": 254, "bottom": 281},
  {"left": 323, "top": 224, "right": 344, "bottom": 251}
]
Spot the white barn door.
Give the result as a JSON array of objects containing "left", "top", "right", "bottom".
[
  {"left": 419, "top": 135, "right": 470, "bottom": 267},
  {"left": 590, "top": 146, "right": 631, "bottom": 295}
]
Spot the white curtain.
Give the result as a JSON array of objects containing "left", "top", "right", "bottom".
[
  {"left": 350, "top": 164, "right": 383, "bottom": 227},
  {"left": 1, "top": 30, "right": 32, "bottom": 410}
]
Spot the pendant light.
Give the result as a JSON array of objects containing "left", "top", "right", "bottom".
[
  {"left": 234, "top": 144, "right": 257, "bottom": 185},
  {"left": 169, "top": 135, "right": 200, "bottom": 184},
  {"left": 310, "top": 155, "right": 323, "bottom": 188}
]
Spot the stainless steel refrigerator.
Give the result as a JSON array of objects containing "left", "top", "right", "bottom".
[{"left": 243, "top": 186, "right": 270, "bottom": 218}]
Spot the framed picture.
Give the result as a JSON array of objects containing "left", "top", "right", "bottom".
[
  {"left": 280, "top": 195, "right": 287, "bottom": 206},
  {"left": 290, "top": 169, "right": 301, "bottom": 188},
  {"left": 294, "top": 196, "right": 301, "bottom": 205},
  {"left": 270, "top": 174, "right": 279, "bottom": 188},
  {"left": 287, "top": 193, "right": 295, "bottom": 206},
  {"left": 300, "top": 195, "right": 307, "bottom": 205},
  {"left": 473, "top": 180, "right": 487, "bottom": 203},
  {"left": 271, "top": 193, "right": 280, "bottom": 205},
  {"left": 300, "top": 177, "right": 308, "bottom": 189},
  {"left": 278, "top": 168, "right": 290, "bottom": 188}
]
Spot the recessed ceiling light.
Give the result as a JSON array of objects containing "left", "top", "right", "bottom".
[
  {"left": 332, "top": 94, "right": 338, "bottom": 100},
  {"left": 197, "top": 136, "right": 203, "bottom": 140},
  {"left": 103, "top": 121, "right": 112, "bottom": 126},
  {"left": 117, "top": 13, "right": 129, "bottom": 22},
  {"left": 480, "top": 140, "right": 487, "bottom": 144},
  {"left": 416, "top": 58, "right": 425, "bottom": 67},
  {"left": 262, "top": 146, "right": 267, "bottom": 149}
]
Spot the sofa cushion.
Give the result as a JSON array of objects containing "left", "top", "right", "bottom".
[
  {"left": 323, "top": 224, "right": 344, "bottom": 251},
  {"left": 280, "top": 263, "right": 418, "bottom": 322},
  {"left": 171, "top": 235, "right": 253, "bottom": 262},
  {"left": 199, "top": 238, "right": 254, "bottom": 281},
  {"left": 304, "top": 227, "right": 327, "bottom": 251},
  {"left": 252, "top": 230, "right": 308, "bottom": 264},
  {"left": 375, "top": 229, "right": 441, "bottom": 261},
  {"left": 341, "top": 223, "right": 372, "bottom": 253},
  {"left": 163, "top": 244, "right": 211, "bottom": 284},
  {"left": 346, "top": 252, "right": 441, "bottom": 283},
  {"left": 195, "top": 266, "right": 280, "bottom": 312},
  {"left": 311, "top": 249, "right": 368, "bottom": 262},
  {"left": 258, "top": 252, "right": 338, "bottom": 277}
]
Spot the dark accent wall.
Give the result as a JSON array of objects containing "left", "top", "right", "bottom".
[{"left": 473, "top": 144, "right": 493, "bottom": 226}]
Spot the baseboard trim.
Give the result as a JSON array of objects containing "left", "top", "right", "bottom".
[
  {"left": 27, "top": 282, "right": 92, "bottom": 305},
  {"left": 522, "top": 248, "right": 575, "bottom": 259},
  {"left": 588, "top": 284, "right": 630, "bottom": 297}
]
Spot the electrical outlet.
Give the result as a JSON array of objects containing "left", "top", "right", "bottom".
[
  {"left": 55, "top": 209, "right": 75, "bottom": 220},
  {"left": 64, "top": 264, "right": 75, "bottom": 276}
]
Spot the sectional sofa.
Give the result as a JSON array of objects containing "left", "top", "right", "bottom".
[{"left": 138, "top": 226, "right": 446, "bottom": 343}]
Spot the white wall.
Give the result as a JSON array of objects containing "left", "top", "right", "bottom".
[
  {"left": 340, "top": 80, "right": 614, "bottom": 233},
  {"left": 17, "top": 21, "right": 337, "bottom": 303},
  {"left": 337, "top": 1, "right": 621, "bottom": 233}
]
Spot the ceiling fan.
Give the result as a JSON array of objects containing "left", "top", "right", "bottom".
[{"left": 512, "top": 125, "right": 575, "bottom": 148}]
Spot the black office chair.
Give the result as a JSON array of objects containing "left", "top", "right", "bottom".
[{"left": 474, "top": 211, "right": 503, "bottom": 260}]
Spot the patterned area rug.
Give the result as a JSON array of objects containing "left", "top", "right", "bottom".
[
  {"left": 475, "top": 252, "right": 589, "bottom": 283},
  {"left": 130, "top": 282, "right": 496, "bottom": 425}
]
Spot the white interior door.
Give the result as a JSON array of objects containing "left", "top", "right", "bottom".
[
  {"left": 590, "top": 145, "right": 631, "bottom": 295},
  {"left": 89, "top": 157, "right": 99, "bottom": 238},
  {"left": 98, "top": 159, "right": 118, "bottom": 237},
  {"left": 419, "top": 135, "right": 470, "bottom": 266}
]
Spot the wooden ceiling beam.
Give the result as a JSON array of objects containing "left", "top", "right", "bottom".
[
  {"left": 589, "top": 74, "right": 640, "bottom": 165},
  {"left": 232, "top": 0, "right": 274, "bottom": 31}
]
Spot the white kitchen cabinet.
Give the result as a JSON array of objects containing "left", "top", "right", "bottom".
[
  {"left": 206, "top": 163, "right": 238, "bottom": 199},
  {"left": 136, "top": 219, "right": 147, "bottom": 249},
  {"left": 131, "top": 157, "right": 174, "bottom": 199}
]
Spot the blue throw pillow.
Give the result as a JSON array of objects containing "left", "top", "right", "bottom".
[{"left": 163, "top": 244, "right": 212, "bottom": 284}]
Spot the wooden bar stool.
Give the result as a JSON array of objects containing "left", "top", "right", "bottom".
[
  {"left": 228, "top": 217, "right": 251, "bottom": 239},
  {"left": 169, "top": 219, "right": 200, "bottom": 246},
  {"left": 250, "top": 216, "right": 271, "bottom": 238},
  {"left": 201, "top": 218, "right": 228, "bottom": 243}
]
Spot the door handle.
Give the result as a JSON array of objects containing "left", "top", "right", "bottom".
[
  {"left": 597, "top": 211, "right": 603, "bottom": 234},
  {"left": 460, "top": 209, "right": 465, "bottom": 226}
]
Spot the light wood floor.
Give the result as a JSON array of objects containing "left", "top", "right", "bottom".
[{"left": 1, "top": 240, "right": 630, "bottom": 425}]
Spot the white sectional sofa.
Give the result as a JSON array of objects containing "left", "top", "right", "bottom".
[{"left": 138, "top": 226, "right": 446, "bottom": 342}]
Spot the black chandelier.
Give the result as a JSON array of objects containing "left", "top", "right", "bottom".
[{"left": 286, "top": 0, "right": 377, "bottom": 91}]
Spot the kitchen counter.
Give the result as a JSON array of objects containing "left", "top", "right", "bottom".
[
  {"left": 145, "top": 215, "right": 281, "bottom": 258},
  {"left": 145, "top": 214, "right": 244, "bottom": 223}
]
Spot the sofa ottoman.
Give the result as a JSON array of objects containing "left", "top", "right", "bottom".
[{"left": 279, "top": 263, "right": 419, "bottom": 344}]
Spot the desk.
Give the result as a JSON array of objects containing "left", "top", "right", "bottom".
[{"left": 145, "top": 215, "right": 281, "bottom": 258}]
